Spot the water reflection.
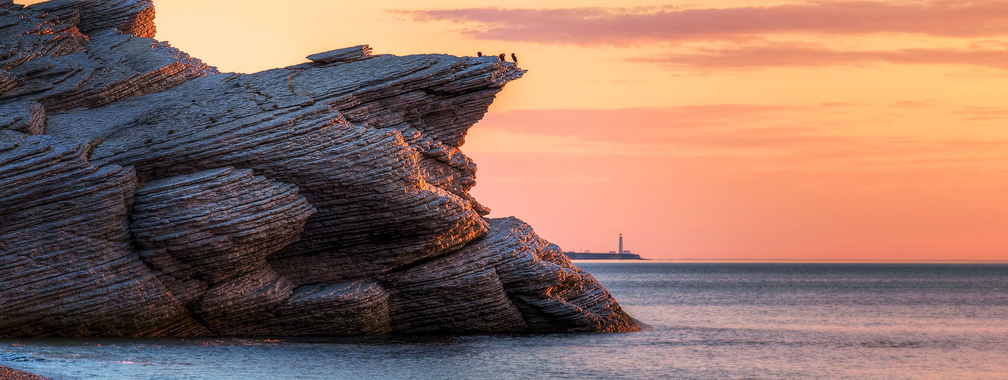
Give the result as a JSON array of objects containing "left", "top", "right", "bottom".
[{"left": 2, "top": 263, "right": 1006, "bottom": 379}]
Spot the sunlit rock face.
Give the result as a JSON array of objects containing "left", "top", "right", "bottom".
[{"left": 0, "top": 0, "right": 639, "bottom": 337}]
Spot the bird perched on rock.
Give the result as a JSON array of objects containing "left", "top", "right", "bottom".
[
  {"left": 477, "top": 52, "right": 482, "bottom": 57},
  {"left": 511, "top": 53, "right": 518, "bottom": 64},
  {"left": 498, "top": 53, "right": 505, "bottom": 61}
]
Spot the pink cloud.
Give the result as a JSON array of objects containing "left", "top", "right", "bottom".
[
  {"left": 471, "top": 107, "right": 1008, "bottom": 164},
  {"left": 629, "top": 45, "right": 1008, "bottom": 70},
  {"left": 411, "top": 1, "right": 1008, "bottom": 45},
  {"left": 466, "top": 107, "right": 1008, "bottom": 260},
  {"left": 471, "top": 105, "right": 800, "bottom": 143}
]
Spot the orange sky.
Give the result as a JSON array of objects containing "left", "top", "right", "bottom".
[{"left": 19, "top": 0, "right": 1008, "bottom": 261}]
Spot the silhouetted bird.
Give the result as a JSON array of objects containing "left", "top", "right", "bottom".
[
  {"left": 498, "top": 53, "right": 505, "bottom": 61},
  {"left": 477, "top": 52, "right": 482, "bottom": 57},
  {"left": 511, "top": 53, "right": 518, "bottom": 64}
]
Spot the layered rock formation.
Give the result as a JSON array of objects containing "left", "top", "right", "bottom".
[{"left": 0, "top": 0, "right": 639, "bottom": 337}]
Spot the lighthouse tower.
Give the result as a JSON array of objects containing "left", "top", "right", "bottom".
[{"left": 619, "top": 233, "right": 623, "bottom": 255}]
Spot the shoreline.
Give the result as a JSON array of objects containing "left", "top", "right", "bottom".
[
  {"left": 0, "top": 365, "right": 50, "bottom": 380},
  {"left": 572, "top": 259, "right": 1008, "bottom": 264}
]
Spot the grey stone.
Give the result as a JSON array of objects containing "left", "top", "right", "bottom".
[
  {"left": 0, "top": 101, "right": 45, "bottom": 135},
  {"left": 0, "top": 0, "right": 639, "bottom": 337},
  {"left": 0, "top": 131, "right": 207, "bottom": 337},
  {"left": 307, "top": 44, "right": 372, "bottom": 64}
]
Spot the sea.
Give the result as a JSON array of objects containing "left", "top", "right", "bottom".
[{"left": 2, "top": 262, "right": 1007, "bottom": 379}]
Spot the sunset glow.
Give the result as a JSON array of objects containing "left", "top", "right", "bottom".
[{"left": 20, "top": 0, "right": 1008, "bottom": 261}]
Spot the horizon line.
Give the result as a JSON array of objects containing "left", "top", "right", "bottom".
[{"left": 574, "top": 258, "right": 1008, "bottom": 264}]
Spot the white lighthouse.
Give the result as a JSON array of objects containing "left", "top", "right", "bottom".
[{"left": 619, "top": 233, "right": 623, "bottom": 255}]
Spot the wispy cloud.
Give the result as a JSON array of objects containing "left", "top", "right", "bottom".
[
  {"left": 466, "top": 107, "right": 1008, "bottom": 168},
  {"left": 628, "top": 45, "right": 1008, "bottom": 70},
  {"left": 890, "top": 100, "right": 940, "bottom": 108},
  {"left": 957, "top": 106, "right": 1008, "bottom": 121},
  {"left": 465, "top": 106, "right": 1008, "bottom": 259},
  {"left": 820, "top": 102, "right": 856, "bottom": 108},
  {"left": 468, "top": 105, "right": 801, "bottom": 143},
  {"left": 409, "top": 1, "right": 1008, "bottom": 45}
]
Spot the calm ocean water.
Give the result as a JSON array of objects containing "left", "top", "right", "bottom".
[{"left": 3, "top": 262, "right": 1007, "bottom": 379}]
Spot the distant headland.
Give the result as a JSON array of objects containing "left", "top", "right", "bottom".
[{"left": 564, "top": 234, "right": 644, "bottom": 260}]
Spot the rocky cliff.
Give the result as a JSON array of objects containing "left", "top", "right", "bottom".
[{"left": 0, "top": 0, "right": 639, "bottom": 337}]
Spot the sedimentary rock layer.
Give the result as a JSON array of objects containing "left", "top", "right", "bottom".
[
  {"left": 0, "top": 101, "right": 45, "bottom": 135},
  {"left": 70, "top": 51, "right": 514, "bottom": 285},
  {"left": 0, "top": 131, "right": 205, "bottom": 337},
  {"left": 132, "top": 167, "right": 316, "bottom": 285},
  {"left": 0, "top": 0, "right": 640, "bottom": 337},
  {"left": 384, "top": 218, "right": 638, "bottom": 334},
  {"left": 0, "top": 0, "right": 211, "bottom": 111}
]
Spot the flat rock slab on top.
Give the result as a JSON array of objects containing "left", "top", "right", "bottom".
[{"left": 307, "top": 44, "right": 373, "bottom": 64}]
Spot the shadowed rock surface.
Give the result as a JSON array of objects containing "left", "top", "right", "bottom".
[{"left": 0, "top": 0, "right": 639, "bottom": 337}]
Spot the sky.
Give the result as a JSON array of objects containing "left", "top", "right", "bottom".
[{"left": 20, "top": 0, "right": 1008, "bottom": 261}]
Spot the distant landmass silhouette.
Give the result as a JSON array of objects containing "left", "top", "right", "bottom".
[{"left": 564, "top": 233, "right": 644, "bottom": 260}]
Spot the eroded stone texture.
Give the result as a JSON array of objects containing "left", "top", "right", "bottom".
[
  {"left": 131, "top": 167, "right": 316, "bottom": 285},
  {"left": 385, "top": 259, "right": 528, "bottom": 334},
  {"left": 28, "top": 0, "right": 158, "bottom": 38},
  {"left": 0, "top": 0, "right": 212, "bottom": 111},
  {"left": 274, "top": 281, "right": 391, "bottom": 335},
  {"left": 0, "top": 131, "right": 206, "bottom": 337},
  {"left": 0, "top": 0, "right": 640, "bottom": 337},
  {"left": 307, "top": 45, "right": 373, "bottom": 64},
  {"left": 0, "top": 101, "right": 45, "bottom": 135},
  {"left": 384, "top": 217, "right": 638, "bottom": 334},
  {"left": 126, "top": 167, "right": 390, "bottom": 336},
  {"left": 68, "top": 52, "right": 517, "bottom": 286}
]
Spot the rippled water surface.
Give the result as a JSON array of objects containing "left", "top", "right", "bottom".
[{"left": 3, "top": 263, "right": 1007, "bottom": 379}]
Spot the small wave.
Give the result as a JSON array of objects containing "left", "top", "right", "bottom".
[
  {"left": 0, "top": 352, "right": 47, "bottom": 362},
  {"left": 855, "top": 341, "right": 921, "bottom": 348}
]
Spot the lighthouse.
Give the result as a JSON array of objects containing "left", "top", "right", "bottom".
[{"left": 619, "top": 233, "right": 623, "bottom": 255}]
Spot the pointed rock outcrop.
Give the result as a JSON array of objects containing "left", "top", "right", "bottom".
[{"left": 0, "top": 0, "right": 639, "bottom": 337}]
